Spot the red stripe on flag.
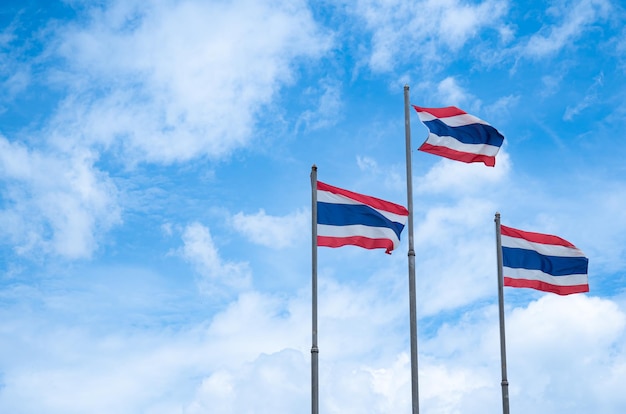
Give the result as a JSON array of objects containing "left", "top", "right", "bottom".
[
  {"left": 418, "top": 142, "right": 496, "bottom": 167},
  {"left": 317, "top": 235, "right": 395, "bottom": 254},
  {"left": 504, "top": 277, "right": 589, "bottom": 296},
  {"left": 317, "top": 181, "right": 408, "bottom": 216},
  {"left": 412, "top": 105, "right": 467, "bottom": 118},
  {"left": 500, "top": 225, "right": 577, "bottom": 248}
]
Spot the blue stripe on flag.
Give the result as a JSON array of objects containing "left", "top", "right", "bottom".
[
  {"left": 317, "top": 202, "right": 405, "bottom": 239},
  {"left": 502, "top": 247, "right": 589, "bottom": 276},
  {"left": 422, "top": 119, "right": 504, "bottom": 146}
]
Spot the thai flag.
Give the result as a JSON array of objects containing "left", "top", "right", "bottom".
[
  {"left": 413, "top": 105, "right": 505, "bottom": 167},
  {"left": 501, "top": 225, "right": 589, "bottom": 295},
  {"left": 317, "top": 181, "right": 409, "bottom": 254}
]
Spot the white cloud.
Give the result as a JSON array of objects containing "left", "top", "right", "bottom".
[
  {"left": 1, "top": 255, "right": 625, "bottom": 413},
  {"left": 523, "top": 0, "right": 612, "bottom": 58},
  {"left": 563, "top": 71, "right": 604, "bottom": 120},
  {"left": 354, "top": 155, "right": 406, "bottom": 195},
  {"left": 0, "top": 0, "right": 334, "bottom": 260},
  {"left": 417, "top": 294, "right": 626, "bottom": 413},
  {"left": 231, "top": 209, "right": 308, "bottom": 249},
  {"left": 296, "top": 78, "right": 343, "bottom": 133},
  {"left": 46, "top": 0, "right": 332, "bottom": 164},
  {"left": 356, "top": 155, "right": 379, "bottom": 171},
  {"left": 0, "top": 136, "right": 120, "bottom": 259},
  {"left": 416, "top": 77, "right": 519, "bottom": 119},
  {"left": 187, "top": 349, "right": 309, "bottom": 414},
  {"left": 540, "top": 74, "right": 564, "bottom": 97},
  {"left": 414, "top": 198, "right": 498, "bottom": 315},
  {"left": 364, "top": 353, "right": 412, "bottom": 412},
  {"left": 420, "top": 361, "right": 493, "bottom": 412},
  {"left": 416, "top": 150, "right": 511, "bottom": 196},
  {"left": 181, "top": 222, "right": 251, "bottom": 295},
  {"left": 505, "top": 294, "right": 626, "bottom": 412},
  {"left": 0, "top": 272, "right": 406, "bottom": 412},
  {"left": 482, "top": 95, "right": 520, "bottom": 121},
  {"left": 435, "top": 76, "right": 477, "bottom": 109},
  {"left": 342, "top": 0, "right": 509, "bottom": 72},
  {"left": 0, "top": 19, "right": 31, "bottom": 103},
  {"left": 509, "top": 294, "right": 624, "bottom": 354}
]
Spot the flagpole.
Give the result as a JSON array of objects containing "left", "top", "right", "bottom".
[
  {"left": 404, "top": 84, "right": 420, "bottom": 414},
  {"left": 311, "top": 165, "right": 319, "bottom": 414},
  {"left": 494, "top": 212, "right": 510, "bottom": 414}
]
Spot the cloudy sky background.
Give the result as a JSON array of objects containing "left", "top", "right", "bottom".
[{"left": 1, "top": 0, "right": 626, "bottom": 412}]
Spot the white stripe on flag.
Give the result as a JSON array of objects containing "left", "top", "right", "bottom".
[
  {"left": 317, "top": 224, "right": 400, "bottom": 244},
  {"left": 501, "top": 235, "right": 586, "bottom": 257},
  {"left": 416, "top": 112, "right": 489, "bottom": 127},
  {"left": 424, "top": 133, "right": 501, "bottom": 156},
  {"left": 503, "top": 267, "right": 589, "bottom": 287}
]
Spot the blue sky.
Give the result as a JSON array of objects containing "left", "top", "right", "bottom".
[{"left": 1, "top": 0, "right": 625, "bottom": 412}]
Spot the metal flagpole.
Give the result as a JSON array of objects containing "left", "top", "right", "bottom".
[
  {"left": 311, "top": 165, "right": 319, "bottom": 414},
  {"left": 494, "top": 212, "right": 510, "bottom": 414},
  {"left": 404, "top": 85, "right": 420, "bottom": 414}
]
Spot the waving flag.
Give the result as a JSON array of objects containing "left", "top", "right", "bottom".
[
  {"left": 413, "top": 105, "right": 504, "bottom": 167},
  {"left": 317, "top": 181, "right": 408, "bottom": 254},
  {"left": 501, "top": 225, "right": 589, "bottom": 295}
]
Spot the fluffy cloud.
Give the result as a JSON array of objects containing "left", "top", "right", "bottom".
[
  {"left": 523, "top": 0, "right": 612, "bottom": 58},
  {"left": 47, "top": 0, "right": 332, "bottom": 164},
  {"left": 181, "top": 222, "right": 251, "bottom": 295},
  {"left": 187, "top": 349, "right": 309, "bottom": 414},
  {"left": 296, "top": 78, "right": 344, "bottom": 133},
  {"left": 341, "top": 0, "right": 509, "bottom": 72},
  {"left": 418, "top": 294, "right": 626, "bottom": 413},
  {"left": 1, "top": 255, "right": 625, "bottom": 413},
  {"left": 231, "top": 209, "right": 308, "bottom": 249},
  {"left": 415, "top": 150, "right": 511, "bottom": 196},
  {"left": 0, "top": 0, "right": 333, "bottom": 259},
  {"left": 0, "top": 135, "right": 120, "bottom": 259}
]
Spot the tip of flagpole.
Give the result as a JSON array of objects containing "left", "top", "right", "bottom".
[
  {"left": 404, "top": 84, "right": 409, "bottom": 90},
  {"left": 312, "top": 164, "right": 317, "bottom": 171}
]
